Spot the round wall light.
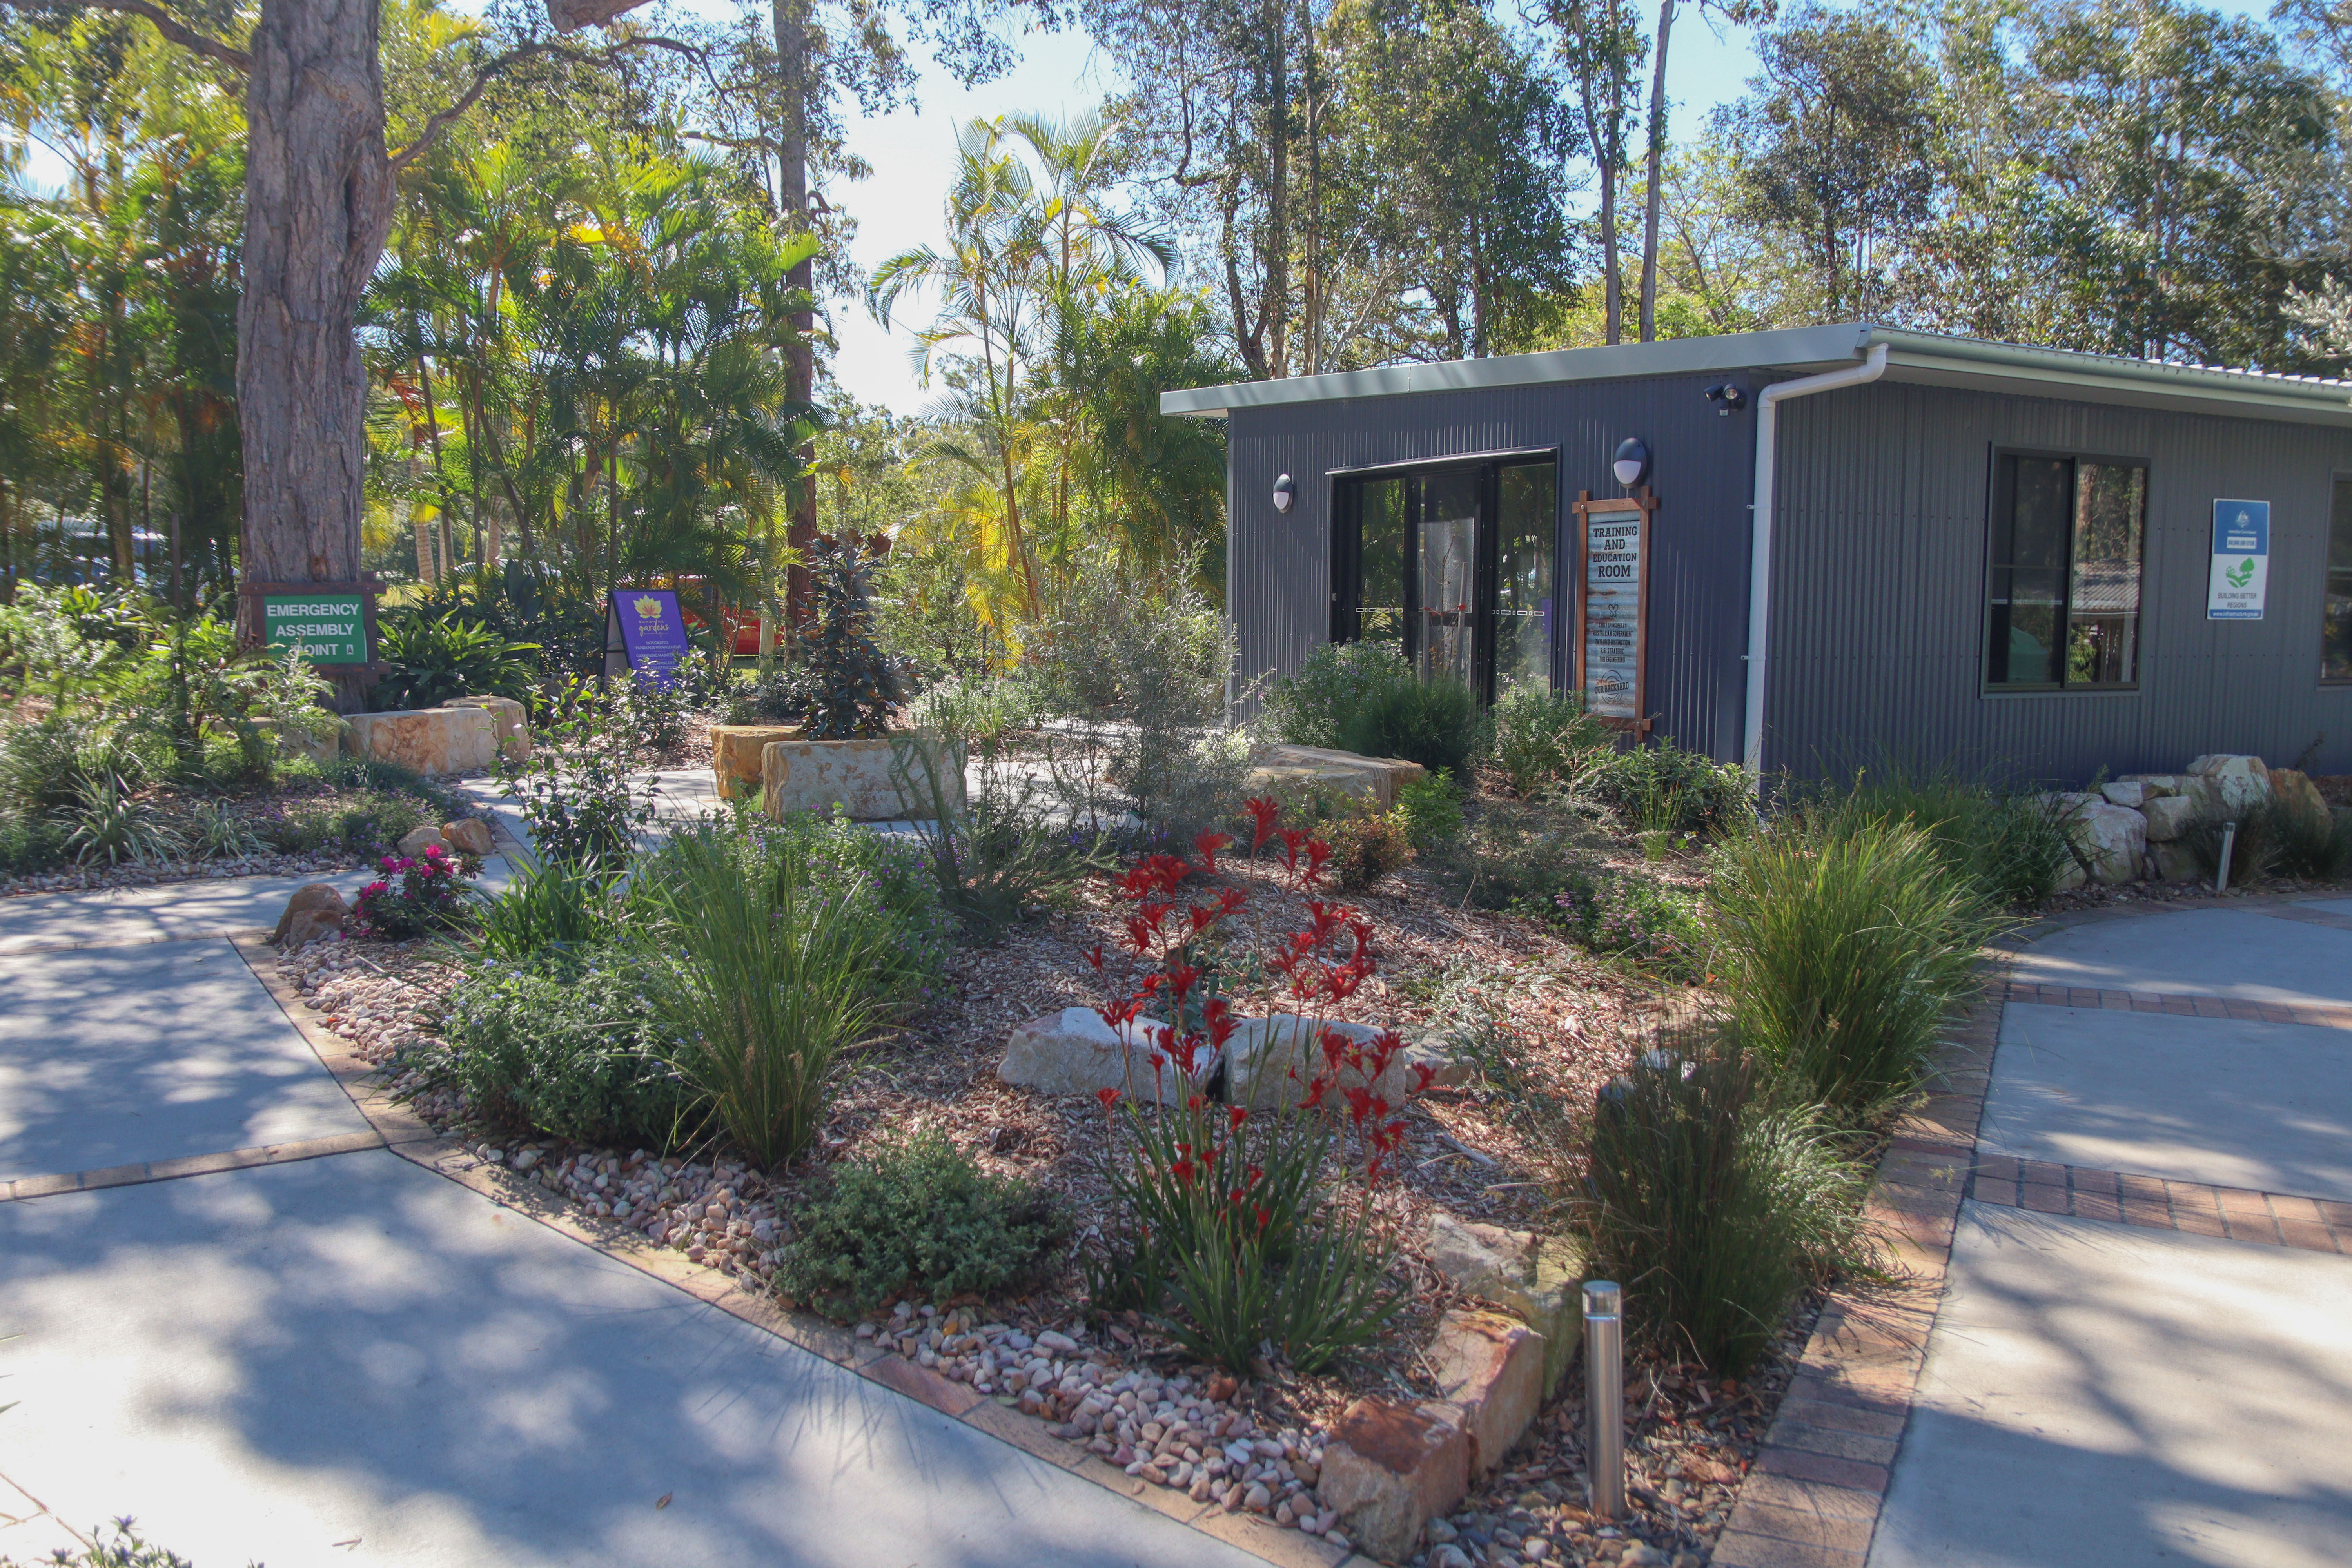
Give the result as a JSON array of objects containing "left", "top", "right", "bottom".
[
  {"left": 1272, "top": 473, "right": 1298, "bottom": 513},
  {"left": 1612, "top": 437, "right": 1650, "bottom": 489}
]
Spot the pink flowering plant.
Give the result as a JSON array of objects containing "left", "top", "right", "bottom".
[
  {"left": 1081, "top": 799, "right": 1423, "bottom": 1373},
  {"left": 353, "top": 840, "right": 483, "bottom": 938}
]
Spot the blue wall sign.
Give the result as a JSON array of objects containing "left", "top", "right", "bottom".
[
  {"left": 2207, "top": 500, "right": 2270, "bottom": 621},
  {"left": 604, "top": 589, "right": 692, "bottom": 688}
]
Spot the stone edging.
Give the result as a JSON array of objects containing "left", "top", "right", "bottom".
[
  {"left": 1706, "top": 888, "right": 2350, "bottom": 1568},
  {"left": 218, "top": 934, "right": 1360, "bottom": 1568}
]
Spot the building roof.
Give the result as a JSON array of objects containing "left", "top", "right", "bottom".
[{"left": 1158, "top": 323, "right": 2352, "bottom": 427}]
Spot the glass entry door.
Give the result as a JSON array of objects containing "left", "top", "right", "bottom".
[
  {"left": 1331, "top": 456, "right": 1558, "bottom": 702},
  {"left": 1416, "top": 472, "right": 1479, "bottom": 686}
]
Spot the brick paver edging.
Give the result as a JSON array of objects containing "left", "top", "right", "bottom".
[
  {"left": 1969, "top": 1156, "right": 2352, "bottom": 1253},
  {"left": 207, "top": 936, "right": 1355, "bottom": 1568},
  {"left": 2004, "top": 981, "right": 2352, "bottom": 1029},
  {"left": 1706, "top": 889, "right": 2352, "bottom": 1568}
]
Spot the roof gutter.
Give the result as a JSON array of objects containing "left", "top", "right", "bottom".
[{"left": 1742, "top": 341, "right": 1889, "bottom": 783}]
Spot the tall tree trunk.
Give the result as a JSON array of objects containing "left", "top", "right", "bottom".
[
  {"left": 774, "top": 0, "right": 817, "bottom": 642},
  {"left": 1263, "top": 0, "right": 1290, "bottom": 378},
  {"left": 1637, "top": 0, "right": 1673, "bottom": 343},
  {"left": 237, "top": 0, "right": 395, "bottom": 705}
]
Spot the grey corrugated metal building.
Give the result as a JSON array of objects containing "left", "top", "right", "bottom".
[{"left": 1163, "top": 323, "right": 2352, "bottom": 782}]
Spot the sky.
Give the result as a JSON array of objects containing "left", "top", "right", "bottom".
[{"left": 9, "top": 0, "right": 2282, "bottom": 417}]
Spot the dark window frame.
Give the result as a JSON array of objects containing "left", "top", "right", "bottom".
[
  {"left": 1328, "top": 450, "right": 1562, "bottom": 703},
  {"left": 2325, "top": 474, "right": 2352, "bottom": 686},
  {"left": 1980, "top": 444, "right": 2151, "bottom": 697}
]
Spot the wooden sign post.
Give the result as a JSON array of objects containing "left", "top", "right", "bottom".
[{"left": 1571, "top": 487, "right": 1658, "bottom": 734}]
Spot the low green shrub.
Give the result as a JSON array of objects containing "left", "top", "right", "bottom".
[
  {"left": 0, "top": 808, "right": 69, "bottom": 875},
  {"left": 371, "top": 610, "right": 539, "bottom": 710},
  {"left": 1328, "top": 809, "right": 1414, "bottom": 891},
  {"left": 1707, "top": 814, "right": 2000, "bottom": 1120},
  {"left": 0, "top": 715, "right": 167, "bottom": 814},
  {"left": 258, "top": 789, "right": 434, "bottom": 856},
  {"left": 413, "top": 947, "right": 694, "bottom": 1148},
  {"left": 1585, "top": 742, "right": 1753, "bottom": 838},
  {"left": 1335, "top": 672, "right": 1486, "bottom": 780},
  {"left": 1577, "top": 1039, "right": 1876, "bottom": 1376},
  {"left": 1392, "top": 770, "right": 1465, "bottom": 850},
  {"left": 776, "top": 1130, "right": 1064, "bottom": 1312},
  {"left": 181, "top": 800, "right": 267, "bottom": 859},
  {"left": 1440, "top": 799, "right": 1608, "bottom": 913},
  {"left": 1261, "top": 641, "right": 1411, "bottom": 749},
  {"left": 54, "top": 773, "right": 182, "bottom": 866},
  {"left": 1490, "top": 686, "right": 1610, "bottom": 798},
  {"left": 891, "top": 728, "right": 1111, "bottom": 941},
  {"left": 1553, "top": 873, "right": 1707, "bottom": 982}
]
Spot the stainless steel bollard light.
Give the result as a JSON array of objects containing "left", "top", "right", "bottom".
[
  {"left": 2216, "top": 821, "right": 2238, "bottom": 896},
  {"left": 1584, "top": 1280, "right": 1625, "bottom": 1520}
]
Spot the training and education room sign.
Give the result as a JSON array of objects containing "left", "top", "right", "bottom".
[
  {"left": 1573, "top": 488, "right": 1657, "bottom": 730},
  {"left": 248, "top": 583, "right": 377, "bottom": 666},
  {"left": 604, "top": 588, "right": 691, "bottom": 689},
  {"left": 2208, "top": 499, "right": 2270, "bottom": 620}
]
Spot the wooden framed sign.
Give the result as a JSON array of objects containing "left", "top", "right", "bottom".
[
  {"left": 1572, "top": 488, "right": 1657, "bottom": 731},
  {"left": 241, "top": 581, "right": 381, "bottom": 667}
]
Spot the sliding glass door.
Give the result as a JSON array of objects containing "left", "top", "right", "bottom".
[{"left": 1331, "top": 456, "right": 1558, "bottom": 702}]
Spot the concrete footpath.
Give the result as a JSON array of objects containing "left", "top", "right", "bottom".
[
  {"left": 0, "top": 869, "right": 1263, "bottom": 1568},
  {"left": 1866, "top": 901, "right": 2352, "bottom": 1568}
]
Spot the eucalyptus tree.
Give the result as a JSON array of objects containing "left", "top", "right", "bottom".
[{"left": 1541, "top": 0, "right": 1647, "bottom": 342}]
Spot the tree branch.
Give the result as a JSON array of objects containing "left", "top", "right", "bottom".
[
  {"left": 387, "top": 34, "right": 709, "bottom": 175},
  {"left": 13, "top": 0, "right": 250, "bottom": 70}
]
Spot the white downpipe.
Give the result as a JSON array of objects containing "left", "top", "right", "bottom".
[{"left": 1742, "top": 341, "right": 1889, "bottom": 783}]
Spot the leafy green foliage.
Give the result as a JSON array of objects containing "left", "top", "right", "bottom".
[
  {"left": 789, "top": 538, "right": 911, "bottom": 740},
  {"left": 776, "top": 1130, "right": 1064, "bottom": 1312},
  {"left": 182, "top": 800, "right": 267, "bottom": 859},
  {"left": 494, "top": 689, "right": 655, "bottom": 872},
  {"left": 1439, "top": 798, "right": 1610, "bottom": 913},
  {"left": 1577, "top": 1040, "right": 1876, "bottom": 1376},
  {"left": 472, "top": 854, "right": 621, "bottom": 961},
  {"left": 1392, "top": 770, "right": 1465, "bottom": 850},
  {"left": 1584, "top": 743, "right": 1754, "bottom": 838},
  {"left": 255, "top": 790, "right": 434, "bottom": 857},
  {"left": 371, "top": 611, "right": 540, "bottom": 711},
  {"left": 54, "top": 772, "right": 182, "bottom": 866},
  {"left": 0, "top": 808, "right": 68, "bottom": 876},
  {"left": 1327, "top": 809, "right": 1414, "bottom": 891},
  {"left": 1335, "top": 671, "right": 1486, "bottom": 779},
  {"left": 1707, "top": 814, "right": 2002, "bottom": 1120},
  {"left": 414, "top": 947, "right": 696, "bottom": 1150},
  {"left": 1261, "top": 641, "right": 1413, "bottom": 750},
  {"left": 1553, "top": 873, "right": 1708, "bottom": 982},
  {"left": 1489, "top": 686, "right": 1611, "bottom": 798}
]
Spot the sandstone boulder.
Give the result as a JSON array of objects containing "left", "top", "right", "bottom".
[
  {"left": 2068, "top": 801, "right": 2147, "bottom": 884},
  {"left": 998, "top": 1008, "right": 1198, "bottom": 1103},
  {"left": 2153, "top": 840, "right": 2204, "bottom": 882},
  {"left": 2188, "top": 753, "right": 2272, "bottom": 813},
  {"left": 1316, "top": 1398, "right": 1470, "bottom": 1563},
  {"left": 711, "top": 722, "right": 804, "bottom": 801},
  {"left": 2098, "top": 780, "right": 2146, "bottom": 809},
  {"left": 1426, "top": 1310, "right": 1547, "bottom": 1476},
  {"left": 1424, "top": 1210, "right": 1585, "bottom": 1392},
  {"left": 1247, "top": 743, "right": 1428, "bottom": 811},
  {"left": 442, "top": 695, "right": 530, "bottom": 762},
  {"left": 2139, "top": 793, "right": 2201, "bottom": 842},
  {"left": 441, "top": 818, "right": 495, "bottom": 857},
  {"left": 271, "top": 883, "right": 349, "bottom": 950},
  {"left": 2269, "top": 767, "right": 2330, "bottom": 829},
  {"left": 1223, "top": 1014, "right": 1459, "bottom": 1112},
  {"left": 396, "top": 825, "right": 443, "bottom": 858},
  {"left": 348, "top": 706, "right": 496, "bottom": 776},
  {"left": 763, "top": 736, "right": 962, "bottom": 821}
]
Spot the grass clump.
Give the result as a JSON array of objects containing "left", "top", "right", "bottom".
[
  {"left": 472, "top": 853, "right": 620, "bottom": 961},
  {"left": 1706, "top": 813, "right": 2000, "bottom": 1121},
  {"left": 777, "top": 1130, "right": 1064, "bottom": 1312},
  {"left": 1820, "top": 764, "right": 2076, "bottom": 909},
  {"left": 1577, "top": 1038, "right": 1877, "bottom": 1375},
  {"left": 630, "top": 820, "right": 899, "bottom": 1169}
]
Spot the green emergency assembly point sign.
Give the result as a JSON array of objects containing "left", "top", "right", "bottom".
[{"left": 260, "top": 593, "right": 368, "bottom": 664}]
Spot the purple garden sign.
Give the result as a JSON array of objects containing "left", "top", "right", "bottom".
[{"left": 603, "top": 588, "right": 691, "bottom": 690}]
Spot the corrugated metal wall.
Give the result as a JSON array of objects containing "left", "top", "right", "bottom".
[
  {"left": 1227, "top": 373, "right": 1755, "bottom": 758},
  {"left": 1769, "top": 381, "right": 2352, "bottom": 782}
]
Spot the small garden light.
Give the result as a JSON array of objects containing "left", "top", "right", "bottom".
[
  {"left": 1272, "top": 473, "right": 1297, "bottom": 513},
  {"left": 1612, "top": 438, "right": 1649, "bottom": 489}
]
